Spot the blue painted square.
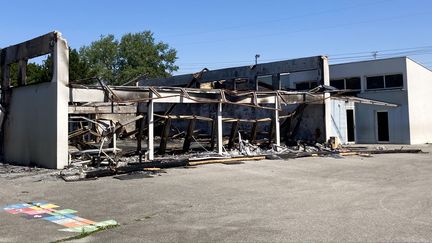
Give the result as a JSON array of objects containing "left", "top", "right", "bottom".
[
  {"left": 3, "top": 203, "right": 32, "bottom": 210},
  {"left": 31, "top": 201, "right": 48, "bottom": 206}
]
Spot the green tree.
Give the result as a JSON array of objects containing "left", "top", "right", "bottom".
[
  {"left": 79, "top": 35, "right": 118, "bottom": 83},
  {"left": 80, "top": 31, "right": 178, "bottom": 85},
  {"left": 8, "top": 48, "right": 94, "bottom": 86},
  {"left": 117, "top": 31, "right": 178, "bottom": 83},
  {"left": 69, "top": 48, "right": 96, "bottom": 83}
]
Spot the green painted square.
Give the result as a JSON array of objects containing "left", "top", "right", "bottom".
[{"left": 55, "top": 209, "right": 78, "bottom": 214}]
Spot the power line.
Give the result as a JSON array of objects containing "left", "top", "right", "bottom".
[
  {"left": 175, "top": 46, "right": 432, "bottom": 72},
  {"left": 176, "top": 45, "right": 432, "bottom": 67},
  {"left": 159, "top": 0, "right": 391, "bottom": 39},
  {"left": 173, "top": 11, "right": 431, "bottom": 47}
]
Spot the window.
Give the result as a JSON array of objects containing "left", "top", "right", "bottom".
[
  {"left": 330, "top": 77, "right": 361, "bottom": 90},
  {"left": 366, "top": 74, "right": 403, "bottom": 90},
  {"left": 367, "top": 76, "right": 384, "bottom": 89},
  {"left": 385, "top": 74, "right": 403, "bottom": 88},
  {"left": 310, "top": 82, "right": 318, "bottom": 88},
  {"left": 345, "top": 77, "right": 361, "bottom": 90},
  {"left": 295, "top": 82, "right": 311, "bottom": 90},
  {"left": 330, "top": 79, "right": 344, "bottom": 89}
]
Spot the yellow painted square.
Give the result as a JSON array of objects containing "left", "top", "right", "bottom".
[{"left": 39, "top": 204, "right": 60, "bottom": 209}]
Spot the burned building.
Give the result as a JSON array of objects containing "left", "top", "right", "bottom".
[{"left": 0, "top": 32, "right": 399, "bottom": 169}]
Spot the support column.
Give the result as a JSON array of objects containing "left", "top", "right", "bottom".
[
  {"left": 137, "top": 113, "right": 145, "bottom": 163},
  {"left": 112, "top": 133, "right": 117, "bottom": 155},
  {"left": 183, "top": 118, "right": 196, "bottom": 152},
  {"left": 159, "top": 117, "right": 171, "bottom": 155},
  {"left": 228, "top": 120, "right": 239, "bottom": 149},
  {"left": 274, "top": 94, "right": 280, "bottom": 147},
  {"left": 210, "top": 119, "right": 216, "bottom": 150},
  {"left": 217, "top": 102, "right": 223, "bottom": 155},
  {"left": 148, "top": 91, "right": 154, "bottom": 160},
  {"left": 250, "top": 121, "right": 258, "bottom": 144},
  {"left": 322, "top": 56, "right": 332, "bottom": 142}
]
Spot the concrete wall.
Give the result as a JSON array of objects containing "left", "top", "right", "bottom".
[
  {"left": 330, "top": 57, "right": 410, "bottom": 144},
  {"left": 328, "top": 99, "right": 348, "bottom": 144},
  {"left": 3, "top": 33, "right": 69, "bottom": 169},
  {"left": 355, "top": 91, "right": 409, "bottom": 143},
  {"left": 406, "top": 58, "right": 432, "bottom": 144}
]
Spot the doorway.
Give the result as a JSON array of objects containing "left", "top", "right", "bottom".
[
  {"left": 346, "top": 109, "right": 355, "bottom": 142},
  {"left": 376, "top": 111, "right": 389, "bottom": 142}
]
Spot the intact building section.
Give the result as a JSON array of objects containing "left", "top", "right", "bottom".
[{"left": 329, "top": 57, "right": 432, "bottom": 144}]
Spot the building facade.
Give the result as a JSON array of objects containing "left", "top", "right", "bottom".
[{"left": 328, "top": 57, "right": 432, "bottom": 144}]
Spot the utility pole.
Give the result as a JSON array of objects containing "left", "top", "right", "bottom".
[{"left": 255, "top": 54, "right": 260, "bottom": 65}]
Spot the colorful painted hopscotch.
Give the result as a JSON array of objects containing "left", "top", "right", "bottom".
[{"left": 3, "top": 201, "right": 118, "bottom": 233}]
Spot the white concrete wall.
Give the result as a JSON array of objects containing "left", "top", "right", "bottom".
[
  {"left": 355, "top": 91, "right": 409, "bottom": 144},
  {"left": 3, "top": 33, "right": 69, "bottom": 169},
  {"left": 406, "top": 59, "right": 432, "bottom": 144},
  {"left": 330, "top": 57, "right": 411, "bottom": 144},
  {"left": 328, "top": 99, "right": 348, "bottom": 144},
  {"left": 5, "top": 83, "right": 60, "bottom": 168}
]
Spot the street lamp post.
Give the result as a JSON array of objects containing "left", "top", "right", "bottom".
[{"left": 255, "top": 54, "right": 260, "bottom": 65}]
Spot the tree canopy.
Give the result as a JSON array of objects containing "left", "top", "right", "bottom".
[
  {"left": 80, "top": 31, "right": 178, "bottom": 85},
  {"left": 9, "top": 31, "right": 178, "bottom": 86}
]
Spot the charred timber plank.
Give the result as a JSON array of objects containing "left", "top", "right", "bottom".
[
  {"left": 358, "top": 149, "right": 422, "bottom": 154},
  {"left": 183, "top": 118, "right": 196, "bottom": 152},
  {"left": 228, "top": 120, "right": 239, "bottom": 149},
  {"left": 250, "top": 122, "right": 258, "bottom": 143},
  {"left": 210, "top": 119, "right": 216, "bottom": 150},
  {"left": 137, "top": 114, "right": 145, "bottom": 163},
  {"left": 158, "top": 118, "right": 171, "bottom": 155},
  {"left": 188, "top": 156, "right": 265, "bottom": 166}
]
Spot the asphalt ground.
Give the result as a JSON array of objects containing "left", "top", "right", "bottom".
[{"left": 1, "top": 144, "right": 432, "bottom": 242}]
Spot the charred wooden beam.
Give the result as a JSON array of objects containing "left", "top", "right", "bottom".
[
  {"left": 137, "top": 114, "right": 145, "bottom": 163},
  {"left": 210, "top": 119, "right": 217, "bottom": 150},
  {"left": 183, "top": 118, "right": 197, "bottom": 152},
  {"left": 158, "top": 118, "right": 171, "bottom": 155},
  {"left": 228, "top": 120, "right": 239, "bottom": 149},
  {"left": 250, "top": 121, "right": 258, "bottom": 144}
]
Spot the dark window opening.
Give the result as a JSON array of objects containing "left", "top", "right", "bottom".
[
  {"left": 330, "top": 79, "right": 344, "bottom": 89},
  {"left": 345, "top": 77, "right": 361, "bottom": 90},
  {"left": 385, "top": 74, "right": 403, "bottom": 88},
  {"left": 344, "top": 91, "right": 360, "bottom": 96},
  {"left": 295, "top": 82, "right": 311, "bottom": 90},
  {"left": 310, "top": 82, "right": 318, "bottom": 88},
  {"left": 367, "top": 76, "right": 384, "bottom": 89}
]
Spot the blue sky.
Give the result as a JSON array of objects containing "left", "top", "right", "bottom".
[{"left": 1, "top": 0, "right": 431, "bottom": 74}]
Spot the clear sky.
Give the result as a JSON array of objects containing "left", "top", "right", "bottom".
[{"left": 1, "top": 0, "right": 431, "bottom": 74}]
